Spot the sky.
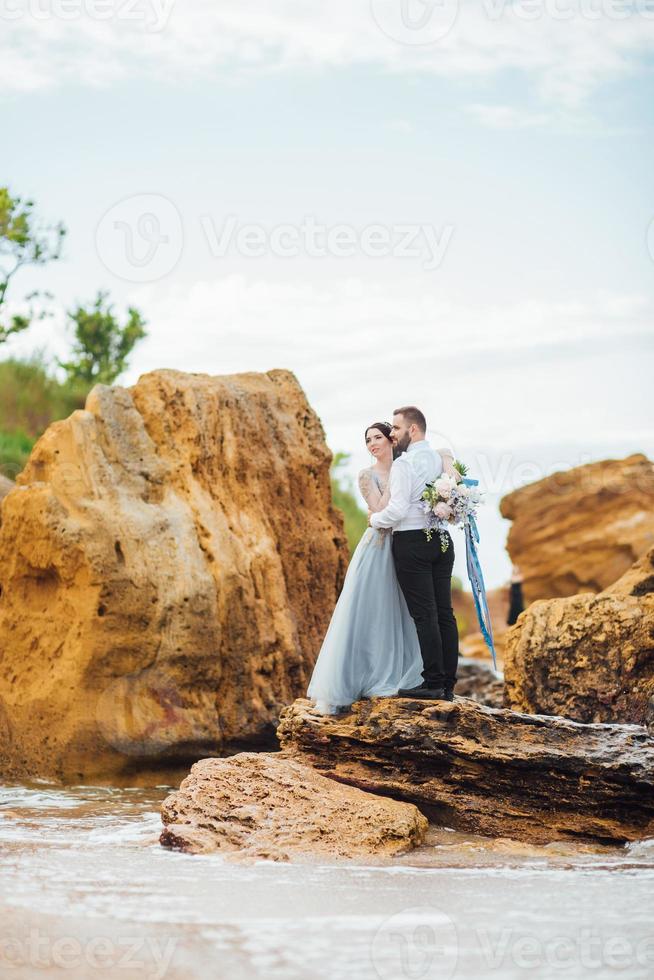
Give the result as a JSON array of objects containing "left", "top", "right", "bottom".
[{"left": 2, "top": 0, "right": 654, "bottom": 588}]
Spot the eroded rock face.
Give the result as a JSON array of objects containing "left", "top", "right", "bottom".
[
  {"left": 160, "top": 752, "right": 428, "bottom": 860},
  {"left": 500, "top": 454, "right": 654, "bottom": 603},
  {"left": 0, "top": 369, "right": 348, "bottom": 780},
  {"left": 504, "top": 547, "right": 654, "bottom": 725},
  {"left": 278, "top": 697, "right": 654, "bottom": 844}
]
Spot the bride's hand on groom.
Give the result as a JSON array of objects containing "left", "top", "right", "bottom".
[{"left": 439, "top": 449, "right": 462, "bottom": 484}]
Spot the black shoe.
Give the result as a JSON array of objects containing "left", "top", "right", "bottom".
[
  {"left": 397, "top": 683, "right": 447, "bottom": 700},
  {"left": 443, "top": 688, "right": 455, "bottom": 702}
]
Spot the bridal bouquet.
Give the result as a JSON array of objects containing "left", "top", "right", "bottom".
[{"left": 421, "top": 462, "right": 482, "bottom": 552}]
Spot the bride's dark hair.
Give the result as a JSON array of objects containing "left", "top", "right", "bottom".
[{"left": 364, "top": 422, "right": 393, "bottom": 443}]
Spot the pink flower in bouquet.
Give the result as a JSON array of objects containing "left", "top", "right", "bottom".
[{"left": 434, "top": 502, "right": 453, "bottom": 520}]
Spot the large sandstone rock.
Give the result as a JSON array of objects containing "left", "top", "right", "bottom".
[
  {"left": 278, "top": 697, "right": 654, "bottom": 844},
  {"left": 0, "top": 369, "right": 348, "bottom": 780},
  {"left": 504, "top": 546, "right": 654, "bottom": 725},
  {"left": 160, "top": 752, "right": 427, "bottom": 860},
  {"left": 500, "top": 454, "right": 654, "bottom": 603}
]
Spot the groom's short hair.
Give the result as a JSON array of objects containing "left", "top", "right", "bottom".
[{"left": 394, "top": 405, "right": 426, "bottom": 433}]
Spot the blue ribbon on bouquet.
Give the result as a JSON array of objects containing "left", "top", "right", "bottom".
[{"left": 461, "top": 477, "right": 497, "bottom": 672}]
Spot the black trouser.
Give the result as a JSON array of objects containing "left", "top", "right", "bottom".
[{"left": 392, "top": 529, "right": 459, "bottom": 689}]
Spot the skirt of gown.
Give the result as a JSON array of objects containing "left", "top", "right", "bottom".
[{"left": 307, "top": 526, "right": 424, "bottom": 714}]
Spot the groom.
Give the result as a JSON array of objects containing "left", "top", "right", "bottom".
[{"left": 369, "top": 406, "right": 459, "bottom": 700}]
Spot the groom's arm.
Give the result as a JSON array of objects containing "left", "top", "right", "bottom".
[{"left": 370, "top": 460, "right": 411, "bottom": 529}]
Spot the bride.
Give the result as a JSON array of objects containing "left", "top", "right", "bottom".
[{"left": 308, "top": 421, "right": 455, "bottom": 715}]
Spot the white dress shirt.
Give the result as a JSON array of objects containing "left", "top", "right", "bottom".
[{"left": 370, "top": 440, "right": 443, "bottom": 532}]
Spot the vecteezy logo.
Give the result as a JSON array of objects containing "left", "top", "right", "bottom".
[
  {"left": 95, "top": 193, "right": 183, "bottom": 283},
  {"left": 95, "top": 668, "right": 202, "bottom": 757},
  {"left": 370, "top": 0, "right": 460, "bottom": 45},
  {"left": 371, "top": 906, "right": 458, "bottom": 980}
]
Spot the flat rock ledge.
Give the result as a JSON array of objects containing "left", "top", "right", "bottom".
[
  {"left": 278, "top": 697, "right": 654, "bottom": 845},
  {"left": 160, "top": 752, "right": 427, "bottom": 860}
]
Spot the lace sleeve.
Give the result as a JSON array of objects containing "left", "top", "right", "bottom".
[{"left": 358, "top": 468, "right": 382, "bottom": 510}]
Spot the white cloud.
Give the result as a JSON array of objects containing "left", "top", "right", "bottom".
[
  {"left": 107, "top": 275, "right": 653, "bottom": 446},
  {"left": 8, "top": 273, "right": 651, "bottom": 429},
  {"left": 2, "top": 0, "right": 654, "bottom": 109},
  {"left": 4, "top": 271, "right": 651, "bottom": 587},
  {"left": 123, "top": 273, "right": 651, "bottom": 587},
  {"left": 466, "top": 103, "right": 553, "bottom": 129},
  {"left": 8, "top": 271, "right": 650, "bottom": 384}
]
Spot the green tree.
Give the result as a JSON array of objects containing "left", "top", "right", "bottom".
[
  {"left": 60, "top": 291, "right": 147, "bottom": 386},
  {"left": 0, "top": 187, "right": 66, "bottom": 344},
  {"left": 331, "top": 452, "right": 368, "bottom": 555}
]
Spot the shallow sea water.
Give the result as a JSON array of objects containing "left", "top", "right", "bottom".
[{"left": 1, "top": 779, "right": 653, "bottom": 980}]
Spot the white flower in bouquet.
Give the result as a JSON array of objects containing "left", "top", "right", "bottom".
[{"left": 433, "top": 476, "right": 454, "bottom": 496}]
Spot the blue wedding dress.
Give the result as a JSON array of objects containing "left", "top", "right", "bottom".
[{"left": 307, "top": 467, "right": 423, "bottom": 714}]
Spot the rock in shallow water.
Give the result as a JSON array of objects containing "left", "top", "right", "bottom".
[
  {"left": 278, "top": 696, "right": 654, "bottom": 845},
  {"left": 500, "top": 453, "right": 654, "bottom": 603},
  {"left": 159, "top": 752, "right": 428, "bottom": 860},
  {"left": 0, "top": 369, "right": 348, "bottom": 781},
  {"left": 504, "top": 546, "right": 654, "bottom": 724}
]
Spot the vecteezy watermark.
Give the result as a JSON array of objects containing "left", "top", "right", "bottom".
[
  {"left": 370, "top": 0, "right": 654, "bottom": 42},
  {"left": 200, "top": 215, "right": 454, "bottom": 270},
  {"left": 95, "top": 663, "right": 213, "bottom": 757},
  {"left": 370, "top": 0, "right": 459, "bottom": 45},
  {"left": 370, "top": 907, "right": 458, "bottom": 980},
  {"left": 95, "top": 194, "right": 184, "bottom": 284},
  {"left": 481, "top": 0, "right": 654, "bottom": 21},
  {"left": 371, "top": 0, "right": 460, "bottom": 45},
  {"left": 0, "top": 0, "right": 175, "bottom": 31},
  {"left": 95, "top": 200, "right": 452, "bottom": 281},
  {"left": 477, "top": 928, "right": 654, "bottom": 971},
  {"left": 0, "top": 930, "right": 177, "bottom": 979}
]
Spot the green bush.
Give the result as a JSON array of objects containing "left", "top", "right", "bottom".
[
  {"left": 0, "top": 429, "right": 34, "bottom": 480},
  {"left": 0, "top": 354, "right": 88, "bottom": 478},
  {"left": 0, "top": 355, "right": 86, "bottom": 436}
]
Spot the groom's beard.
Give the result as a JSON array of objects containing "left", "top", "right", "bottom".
[{"left": 394, "top": 434, "right": 411, "bottom": 456}]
